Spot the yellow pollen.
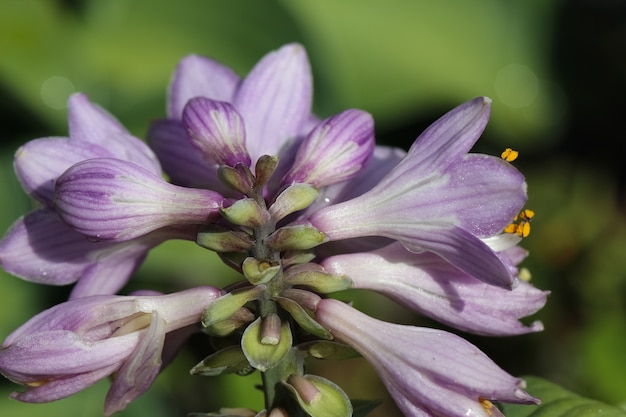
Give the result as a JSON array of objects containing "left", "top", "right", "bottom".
[
  {"left": 501, "top": 148, "right": 519, "bottom": 162},
  {"left": 26, "top": 380, "right": 49, "bottom": 387},
  {"left": 504, "top": 209, "right": 534, "bottom": 238},
  {"left": 479, "top": 398, "right": 495, "bottom": 415}
]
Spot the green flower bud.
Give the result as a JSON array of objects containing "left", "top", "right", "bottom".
[
  {"left": 221, "top": 198, "right": 271, "bottom": 228},
  {"left": 197, "top": 225, "right": 254, "bottom": 253},
  {"left": 254, "top": 155, "right": 279, "bottom": 187},
  {"left": 265, "top": 223, "right": 327, "bottom": 251},
  {"left": 299, "top": 340, "right": 360, "bottom": 360},
  {"left": 241, "top": 317, "right": 292, "bottom": 372},
  {"left": 242, "top": 257, "right": 281, "bottom": 285},
  {"left": 218, "top": 164, "right": 254, "bottom": 195},
  {"left": 203, "top": 307, "right": 255, "bottom": 337},
  {"left": 202, "top": 286, "right": 264, "bottom": 327},
  {"left": 284, "top": 264, "right": 353, "bottom": 293},
  {"left": 269, "top": 183, "right": 319, "bottom": 221},
  {"left": 190, "top": 345, "right": 251, "bottom": 377},
  {"left": 283, "top": 374, "right": 352, "bottom": 417},
  {"left": 274, "top": 295, "right": 331, "bottom": 340}
]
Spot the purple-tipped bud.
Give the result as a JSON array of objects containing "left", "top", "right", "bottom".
[
  {"left": 183, "top": 98, "right": 252, "bottom": 167},
  {"left": 54, "top": 158, "right": 224, "bottom": 242},
  {"left": 282, "top": 109, "right": 374, "bottom": 188}
]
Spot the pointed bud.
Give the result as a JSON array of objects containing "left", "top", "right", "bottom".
[
  {"left": 284, "top": 264, "right": 353, "bottom": 294},
  {"left": 221, "top": 198, "right": 271, "bottom": 228},
  {"left": 218, "top": 164, "right": 254, "bottom": 195},
  {"left": 197, "top": 225, "right": 254, "bottom": 252},
  {"left": 241, "top": 317, "right": 292, "bottom": 372},
  {"left": 183, "top": 97, "right": 251, "bottom": 167},
  {"left": 283, "top": 374, "right": 352, "bottom": 417},
  {"left": 255, "top": 155, "right": 279, "bottom": 187},
  {"left": 265, "top": 223, "right": 327, "bottom": 251},
  {"left": 269, "top": 183, "right": 319, "bottom": 221},
  {"left": 299, "top": 340, "right": 359, "bottom": 360},
  {"left": 274, "top": 295, "right": 331, "bottom": 340},
  {"left": 202, "top": 287, "right": 264, "bottom": 327},
  {"left": 203, "top": 307, "right": 255, "bottom": 337},
  {"left": 190, "top": 345, "right": 250, "bottom": 377},
  {"left": 242, "top": 257, "right": 281, "bottom": 285}
]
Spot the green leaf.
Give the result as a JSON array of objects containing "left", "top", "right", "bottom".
[{"left": 501, "top": 377, "right": 626, "bottom": 417}]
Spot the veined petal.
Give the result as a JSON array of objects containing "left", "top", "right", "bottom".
[
  {"left": 67, "top": 94, "right": 161, "bottom": 175},
  {"left": 321, "top": 243, "right": 548, "bottom": 335},
  {"left": 183, "top": 98, "right": 251, "bottom": 167},
  {"left": 168, "top": 54, "right": 240, "bottom": 120},
  {"left": 0, "top": 210, "right": 198, "bottom": 297},
  {"left": 105, "top": 312, "right": 165, "bottom": 416},
  {"left": 282, "top": 109, "right": 375, "bottom": 187},
  {"left": 68, "top": 93, "right": 128, "bottom": 144},
  {"left": 379, "top": 96, "right": 491, "bottom": 183},
  {"left": 316, "top": 299, "right": 539, "bottom": 417},
  {"left": 235, "top": 43, "right": 312, "bottom": 163},
  {"left": 147, "top": 119, "right": 233, "bottom": 194},
  {"left": 54, "top": 159, "right": 224, "bottom": 242},
  {"left": 14, "top": 138, "right": 111, "bottom": 205}
]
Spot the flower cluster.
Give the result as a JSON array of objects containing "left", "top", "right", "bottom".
[{"left": 0, "top": 44, "right": 547, "bottom": 416}]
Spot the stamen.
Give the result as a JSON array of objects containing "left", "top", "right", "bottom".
[
  {"left": 479, "top": 398, "right": 495, "bottom": 415},
  {"left": 501, "top": 148, "right": 519, "bottom": 162},
  {"left": 503, "top": 209, "right": 534, "bottom": 238}
]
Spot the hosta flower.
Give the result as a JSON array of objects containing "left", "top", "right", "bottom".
[
  {"left": 0, "top": 43, "right": 546, "bottom": 416},
  {"left": 321, "top": 242, "right": 548, "bottom": 336},
  {"left": 316, "top": 299, "right": 540, "bottom": 417},
  {"left": 0, "top": 94, "right": 196, "bottom": 298},
  {"left": 0, "top": 287, "right": 220, "bottom": 415},
  {"left": 309, "top": 97, "right": 526, "bottom": 289}
]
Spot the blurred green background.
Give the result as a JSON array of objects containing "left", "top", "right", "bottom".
[{"left": 1, "top": 0, "right": 625, "bottom": 416}]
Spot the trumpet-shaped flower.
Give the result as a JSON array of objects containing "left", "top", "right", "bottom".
[
  {"left": 321, "top": 242, "right": 548, "bottom": 336},
  {"left": 0, "top": 287, "right": 220, "bottom": 415},
  {"left": 316, "top": 299, "right": 540, "bottom": 417},
  {"left": 310, "top": 97, "right": 526, "bottom": 289},
  {"left": 0, "top": 94, "right": 176, "bottom": 298}
]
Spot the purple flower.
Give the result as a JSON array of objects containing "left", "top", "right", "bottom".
[
  {"left": 310, "top": 97, "right": 527, "bottom": 289},
  {"left": 315, "top": 299, "right": 540, "bottom": 416},
  {"left": 0, "top": 287, "right": 220, "bottom": 415},
  {"left": 0, "top": 94, "right": 184, "bottom": 297},
  {"left": 321, "top": 242, "right": 548, "bottom": 336}
]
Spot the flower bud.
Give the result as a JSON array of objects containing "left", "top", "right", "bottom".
[
  {"left": 283, "top": 374, "right": 352, "bottom": 417},
  {"left": 197, "top": 225, "right": 254, "bottom": 253},
  {"left": 242, "top": 257, "right": 281, "bottom": 285},
  {"left": 241, "top": 317, "right": 292, "bottom": 372},
  {"left": 190, "top": 345, "right": 251, "bottom": 377},
  {"left": 254, "top": 155, "right": 279, "bottom": 187},
  {"left": 283, "top": 263, "right": 353, "bottom": 294},
  {"left": 269, "top": 183, "right": 319, "bottom": 221},
  {"left": 265, "top": 223, "right": 327, "bottom": 251},
  {"left": 202, "top": 287, "right": 264, "bottom": 327},
  {"left": 221, "top": 198, "right": 271, "bottom": 228}
]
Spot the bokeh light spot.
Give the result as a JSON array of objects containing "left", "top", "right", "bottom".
[
  {"left": 40, "top": 76, "right": 76, "bottom": 110},
  {"left": 494, "top": 64, "right": 539, "bottom": 109}
]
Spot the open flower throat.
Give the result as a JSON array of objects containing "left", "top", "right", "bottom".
[{"left": 0, "top": 44, "right": 546, "bottom": 417}]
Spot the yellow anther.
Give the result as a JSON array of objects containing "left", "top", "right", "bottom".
[
  {"left": 503, "top": 223, "right": 518, "bottom": 234},
  {"left": 519, "top": 209, "right": 535, "bottom": 221},
  {"left": 479, "top": 398, "right": 495, "bottom": 415},
  {"left": 503, "top": 209, "right": 534, "bottom": 238},
  {"left": 501, "top": 148, "right": 519, "bottom": 162}
]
